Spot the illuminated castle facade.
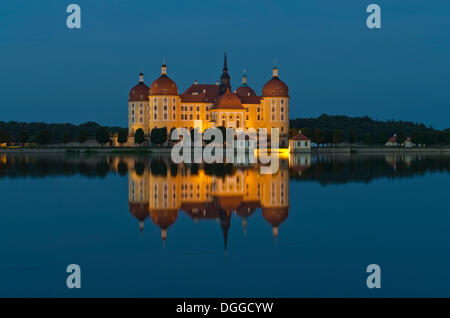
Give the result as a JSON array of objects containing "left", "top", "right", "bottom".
[{"left": 128, "top": 53, "right": 290, "bottom": 146}]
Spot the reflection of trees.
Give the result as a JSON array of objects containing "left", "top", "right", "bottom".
[
  {"left": 134, "top": 161, "right": 145, "bottom": 176},
  {"left": 289, "top": 155, "right": 450, "bottom": 185},
  {"left": 150, "top": 160, "right": 167, "bottom": 177},
  {"left": 203, "top": 163, "right": 235, "bottom": 178},
  {"left": 1, "top": 154, "right": 450, "bottom": 183},
  {"left": 117, "top": 161, "right": 128, "bottom": 176}
]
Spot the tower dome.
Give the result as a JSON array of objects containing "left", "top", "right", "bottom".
[
  {"left": 129, "top": 201, "right": 149, "bottom": 231},
  {"left": 149, "top": 62, "right": 178, "bottom": 95},
  {"left": 262, "top": 207, "right": 289, "bottom": 237},
  {"left": 213, "top": 88, "right": 244, "bottom": 110},
  {"left": 262, "top": 66, "right": 289, "bottom": 97},
  {"left": 235, "top": 70, "right": 256, "bottom": 97},
  {"left": 129, "top": 72, "right": 149, "bottom": 101},
  {"left": 150, "top": 208, "right": 178, "bottom": 241}
]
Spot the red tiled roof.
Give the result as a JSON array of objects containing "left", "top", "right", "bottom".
[
  {"left": 181, "top": 84, "right": 219, "bottom": 103},
  {"left": 211, "top": 88, "right": 245, "bottom": 110},
  {"left": 262, "top": 76, "right": 289, "bottom": 97},
  {"left": 388, "top": 135, "right": 397, "bottom": 143},
  {"left": 290, "top": 133, "right": 310, "bottom": 141},
  {"left": 129, "top": 82, "right": 149, "bottom": 101},
  {"left": 149, "top": 75, "right": 178, "bottom": 95}
]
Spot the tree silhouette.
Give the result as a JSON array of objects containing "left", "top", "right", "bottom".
[
  {"left": 134, "top": 128, "right": 145, "bottom": 146},
  {"left": 117, "top": 128, "right": 128, "bottom": 147},
  {"left": 95, "top": 127, "right": 110, "bottom": 147}
]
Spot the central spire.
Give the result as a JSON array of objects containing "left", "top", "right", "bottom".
[
  {"left": 223, "top": 50, "right": 228, "bottom": 71},
  {"left": 219, "top": 50, "right": 231, "bottom": 95}
]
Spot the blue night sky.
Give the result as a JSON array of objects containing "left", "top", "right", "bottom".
[{"left": 0, "top": 0, "right": 449, "bottom": 129}]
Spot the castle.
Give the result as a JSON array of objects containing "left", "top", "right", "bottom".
[{"left": 128, "top": 52, "right": 290, "bottom": 146}]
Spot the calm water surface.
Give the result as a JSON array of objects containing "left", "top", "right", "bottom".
[{"left": 0, "top": 153, "right": 449, "bottom": 297}]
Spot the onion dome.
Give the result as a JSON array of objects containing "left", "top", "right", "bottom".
[
  {"left": 129, "top": 201, "right": 149, "bottom": 231},
  {"left": 129, "top": 72, "right": 149, "bottom": 101},
  {"left": 262, "top": 207, "right": 289, "bottom": 237},
  {"left": 149, "top": 63, "right": 178, "bottom": 95},
  {"left": 235, "top": 69, "right": 256, "bottom": 97},
  {"left": 262, "top": 65, "right": 289, "bottom": 97},
  {"left": 236, "top": 201, "right": 259, "bottom": 235},
  {"left": 150, "top": 208, "right": 178, "bottom": 242},
  {"left": 212, "top": 88, "right": 244, "bottom": 110}
]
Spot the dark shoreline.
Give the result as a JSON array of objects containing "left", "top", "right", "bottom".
[{"left": 1, "top": 146, "right": 450, "bottom": 154}]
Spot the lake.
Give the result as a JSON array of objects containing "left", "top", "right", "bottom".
[{"left": 0, "top": 152, "right": 449, "bottom": 297}]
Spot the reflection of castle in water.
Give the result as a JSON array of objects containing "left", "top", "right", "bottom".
[{"left": 127, "top": 158, "right": 293, "bottom": 249}]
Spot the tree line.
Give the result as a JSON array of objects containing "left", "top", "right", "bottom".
[
  {"left": 2, "top": 116, "right": 449, "bottom": 147},
  {"left": 0, "top": 121, "right": 123, "bottom": 146},
  {"left": 290, "top": 114, "right": 450, "bottom": 146}
]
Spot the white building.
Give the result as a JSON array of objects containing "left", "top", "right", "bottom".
[{"left": 289, "top": 132, "right": 311, "bottom": 152}]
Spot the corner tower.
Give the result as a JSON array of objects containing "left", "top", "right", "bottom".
[
  {"left": 261, "top": 64, "right": 290, "bottom": 147},
  {"left": 128, "top": 72, "right": 150, "bottom": 135}
]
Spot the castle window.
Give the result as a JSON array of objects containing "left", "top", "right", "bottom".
[
  {"left": 272, "top": 115, "right": 275, "bottom": 121},
  {"left": 164, "top": 106, "right": 167, "bottom": 110},
  {"left": 190, "top": 114, "right": 193, "bottom": 120},
  {"left": 197, "top": 115, "right": 200, "bottom": 120},
  {"left": 172, "top": 98, "right": 176, "bottom": 104},
  {"left": 257, "top": 108, "right": 260, "bottom": 112},
  {"left": 281, "top": 107, "right": 284, "bottom": 112},
  {"left": 197, "top": 106, "right": 200, "bottom": 111},
  {"left": 173, "top": 105, "right": 176, "bottom": 110},
  {"left": 140, "top": 110, "right": 143, "bottom": 115},
  {"left": 131, "top": 110, "right": 134, "bottom": 115},
  {"left": 140, "top": 117, "right": 143, "bottom": 123},
  {"left": 281, "top": 115, "right": 284, "bottom": 121},
  {"left": 154, "top": 105, "right": 157, "bottom": 110},
  {"left": 272, "top": 107, "right": 275, "bottom": 112},
  {"left": 164, "top": 114, "right": 167, "bottom": 120},
  {"left": 246, "top": 115, "right": 249, "bottom": 120},
  {"left": 163, "top": 89, "right": 167, "bottom": 94},
  {"left": 272, "top": 91, "right": 275, "bottom": 96},
  {"left": 154, "top": 114, "right": 157, "bottom": 120},
  {"left": 257, "top": 115, "right": 260, "bottom": 120},
  {"left": 190, "top": 106, "right": 193, "bottom": 111}
]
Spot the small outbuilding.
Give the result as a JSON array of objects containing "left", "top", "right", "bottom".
[
  {"left": 403, "top": 137, "right": 415, "bottom": 148},
  {"left": 289, "top": 132, "right": 311, "bottom": 152},
  {"left": 385, "top": 134, "right": 397, "bottom": 147}
]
